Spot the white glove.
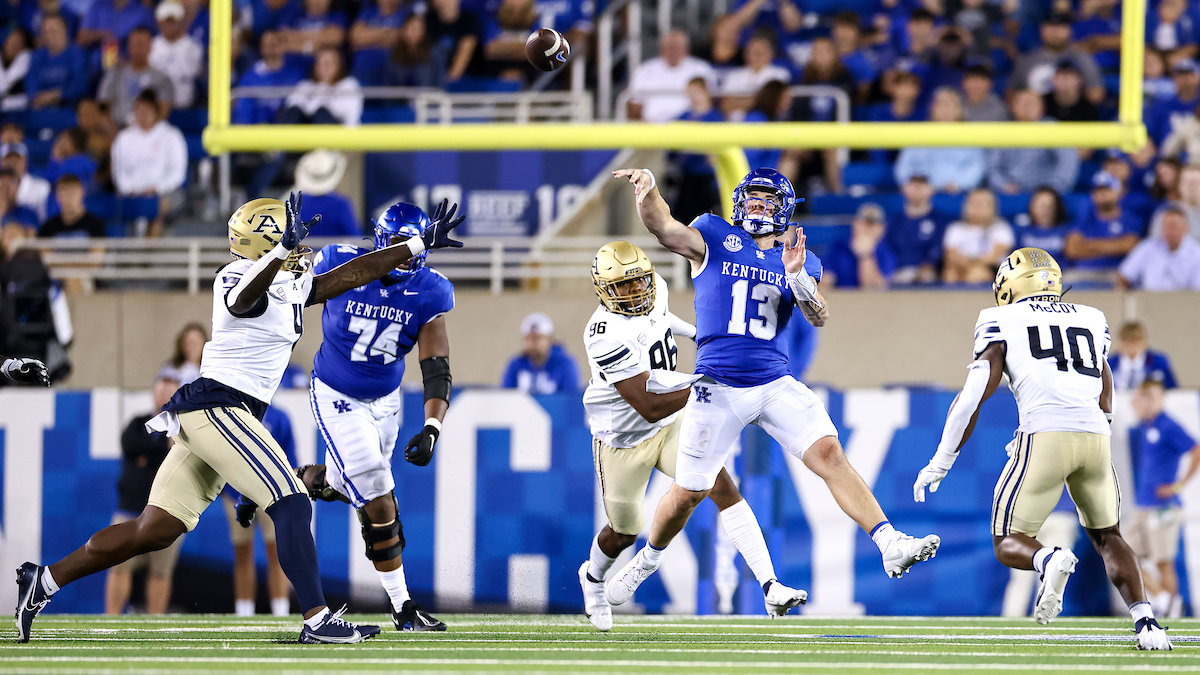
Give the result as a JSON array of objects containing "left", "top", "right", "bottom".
[{"left": 913, "top": 462, "right": 949, "bottom": 503}]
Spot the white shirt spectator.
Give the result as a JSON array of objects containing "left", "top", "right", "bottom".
[
  {"left": 1118, "top": 236, "right": 1200, "bottom": 290},
  {"left": 628, "top": 55, "right": 716, "bottom": 122},
  {"left": 149, "top": 34, "right": 203, "bottom": 108},
  {"left": 943, "top": 219, "right": 1015, "bottom": 260},
  {"left": 285, "top": 77, "right": 363, "bottom": 126},
  {"left": 17, "top": 173, "right": 50, "bottom": 221},
  {"left": 719, "top": 64, "right": 791, "bottom": 98},
  {"left": 0, "top": 49, "right": 29, "bottom": 111},
  {"left": 111, "top": 120, "right": 188, "bottom": 195}
]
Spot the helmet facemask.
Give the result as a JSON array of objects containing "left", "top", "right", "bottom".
[
  {"left": 730, "top": 168, "right": 798, "bottom": 236},
  {"left": 596, "top": 270, "right": 655, "bottom": 316}
]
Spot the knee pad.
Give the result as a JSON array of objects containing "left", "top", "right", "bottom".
[{"left": 358, "top": 494, "right": 405, "bottom": 562}]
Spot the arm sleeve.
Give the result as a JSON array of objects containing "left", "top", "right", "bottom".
[
  {"left": 972, "top": 310, "right": 1003, "bottom": 358},
  {"left": 668, "top": 312, "right": 696, "bottom": 339},
  {"left": 586, "top": 336, "right": 642, "bottom": 384}
]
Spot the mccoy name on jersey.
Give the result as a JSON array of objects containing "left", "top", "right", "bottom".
[
  {"left": 974, "top": 301, "right": 1112, "bottom": 436},
  {"left": 200, "top": 258, "right": 314, "bottom": 405},
  {"left": 689, "top": 214, "right": 822, "bottom": 387},
  {"left": 583, "top": 273, "right": 680, "bottom": 448},
  {"left": 311, "top": 244, "right": 455, "bottom": 400}
]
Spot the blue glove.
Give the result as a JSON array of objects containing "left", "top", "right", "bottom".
[
  {"left": 235, "top": 495, "right": 257, "bottom": 528},
  {"left": 421, "top": 198, "right": 465, "bottom": 250},
  {"left": 281, "top": 191, "right": 321, "bottom": 251}
]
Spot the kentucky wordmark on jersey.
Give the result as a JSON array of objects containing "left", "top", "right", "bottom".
[
  {"left": 311, "top": 245, "right": 455, "bottom": 400},
  {"left": 973, "top": 301, "right": 1112, "bottom": 436}
]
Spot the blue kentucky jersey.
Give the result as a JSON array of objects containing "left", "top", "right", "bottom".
[
  {"left": 690, "top": 214, "right": 822, "bottom": 387},
  {"left": 311, "top": 244, "right": 455, "bottom": 400}
]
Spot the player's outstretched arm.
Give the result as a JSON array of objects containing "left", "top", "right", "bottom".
[
  {"left": 311, "top": 199, "right": 465, "bottom": 303},
  {"left": 612, "top": 168, "right": 705, "bottom": 264},
  {"left": 613, "top": 371, "right": 691, "bottom": 422},
  {"left": 229, "top": 191, "right": 317, "bottom": 314},
  {"left": 914, "top": 343, "right": 1006, "bottom": 502},
  {"left": 782, "top": 227, "right": 828, "bottom": 327},
  {"left": 404, "top": 316, "right": 452, "bottom": 467}
]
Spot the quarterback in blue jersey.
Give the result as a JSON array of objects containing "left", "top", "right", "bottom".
[
  {"left": 296, "top": 201, "right": 458, "bottom": 632},
  {"left": 604, "top": 167, "right": 941, "bottom": 606}
]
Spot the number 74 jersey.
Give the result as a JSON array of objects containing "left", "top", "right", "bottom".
[{"left": 973, "top": 301, "right": 1112, "bottom": 436}]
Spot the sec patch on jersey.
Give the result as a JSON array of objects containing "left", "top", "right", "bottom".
[{"left": 526, "top": 28, "right": 570, "bottom": 71}]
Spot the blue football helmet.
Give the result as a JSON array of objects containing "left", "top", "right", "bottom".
[
  {"left": 374, "top": 201, "right": 430, "bottom": 280},
  {"left": 730, "top": 168, "right": 802, "bottom": 236}
]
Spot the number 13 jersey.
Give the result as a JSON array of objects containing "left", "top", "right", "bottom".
[{"left": 973, "top": 301, "right": 1112, "bottom": 436}]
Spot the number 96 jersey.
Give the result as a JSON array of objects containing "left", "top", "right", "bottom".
[{"left": 973, "top": 301, "right": 1111, "bottom": 436}]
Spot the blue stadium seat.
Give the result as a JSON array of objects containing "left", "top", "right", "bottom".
[
  {"left": 361, "top": 105, "right": 416, "bottom": 124},
  {"left": 445, "top": 77, "right": 522, "bottom": 93},
  {"left": 25, "top": 138, "right": 53, "bottom": 169},
  {"left": 185, "top": 135, "right": 207, "bottom": 161},
  {"left": 24, "top": 108, "right": 76, "bottom": 138},
  {"left": 169, "top": 109, "right": 208, "bottom": 135},
  {"left": 1064, "top": 193, "right": 1090, "bottom": 220},
  {"left": 932, "top": 193, "right": 965, "bottom": 218},
  {"left": 351, "top": 49, "right": 391, "bottom": 87},
  {"left": 120, "top": 196, "right": 159, "bottom": 220},
  {"left": 997, "top": 193, "right": 1032, "bottom": 218},
  {"left": 842, "top": 162, "right": 896, "bottom": 190},
  {"left": 807, "top": 192, "right": 903, "bottom": 216}
]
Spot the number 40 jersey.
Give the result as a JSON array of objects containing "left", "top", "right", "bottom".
[
  {"left": 973, "top": 301, "right": 1112, "bottom": 436},
  {"left": 311, "top": 244, "right": 455, "bottom": 401}
]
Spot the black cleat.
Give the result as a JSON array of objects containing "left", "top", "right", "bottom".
[
  {"left": 298, "top": 606, "right": 380, "bottom": 644},
  {"left": 14, "top": 563, "right": 51, "bottom": 643},
  {"left": 392, "top": 599, "right": 446, "bottom": 631}
]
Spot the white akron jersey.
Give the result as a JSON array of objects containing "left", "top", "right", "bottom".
[
  {"left": 583, "top": 274, "right": 680, "bottom": 448},
  {"left": 973, "top": 300, "right": 1111, "bottom": 436},
  {"left": 201, "top": 258, "right": 314, "bottom": 403}
]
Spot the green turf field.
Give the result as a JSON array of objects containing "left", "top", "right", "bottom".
[{"left": 1, "top": 614, "right": 1196, "bottom": 674}]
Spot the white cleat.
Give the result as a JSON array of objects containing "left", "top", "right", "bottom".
[
  {"left": 1033, "top": 548, "right": 1078, "bottom": 625},
  {"left": 882, "top": 533, "right": 941, "bottom": 578},
  {"left": 1135, "top": 618, "right": 1173, "bottom": 651},
  {"left": 578, "top": 562, "right": 612, "bottom": 632},
  {"left": 764, "top": 580, "right": 808, "bottom": 618},
  {"left": 604, "top": 548, "right": 658, "bottom": 606}
]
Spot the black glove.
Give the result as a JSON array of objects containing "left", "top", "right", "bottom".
[
  {"left": 1, "top": 358, "right": 49, "bottom": 386},
  {"left": 281, "top": 190, "right": 321, "bottom": 250},
  {"left": 404, "top": 424, "right": 440, "bottom": 467},
  {"left": 421, "top": 199, "right": 465, "bottom": 250},
  {"left": 235, "top": 495, "right": 258, "bottom": 528}
]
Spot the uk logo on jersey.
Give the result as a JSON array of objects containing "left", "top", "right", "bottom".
[
  {"left": 693, "top": 385, "right": 711, "bottom": 403},
  {"left": 723, "top": 234, "right": 743, "bottom": 253}
]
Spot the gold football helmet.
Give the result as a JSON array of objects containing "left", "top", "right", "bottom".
[
  {"left": 993, "top": 247, "right": 1063, "bottom": 306},
  {"left": 593, "top": 241, "right": 655, "bottom": 316},
  {"left": 228, "top": 198, "right": 310, "bottom": 272}
]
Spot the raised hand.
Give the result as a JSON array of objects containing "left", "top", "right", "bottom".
[
  {"left": 782, "top": 226, "right": 808, "bottom": 275},
  {"left": 421, "top": 198, "right": 465, "bottom": 250},
  {"left": 2, "top": 357, "right": 49, "bottom": 386},
  {"left": 612, "top": 168, "right": 656, "bottom": 205},
  {"left": 282, "top": 191, "right": 321, "bottom": 250}
]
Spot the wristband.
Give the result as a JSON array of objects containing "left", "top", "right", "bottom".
[
  {"left": 425, "top": 417, "right": 442, "bottom": 432},
  {"left": 642, "top": 168, "right": 656, "bottom": 192},
  {"left": 406, "top": 236, "right": 426, "bottom": 257},
  {"left": 1105, "top": 412, "right": 1113, "bottom": 423},
  {"left": 786, "top": 268, "right": 822, "bottom": 307}
]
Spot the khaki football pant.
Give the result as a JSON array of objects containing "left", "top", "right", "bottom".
[
  {"left": 593, "top": 417, "right": 681, "bottom": 536},
  {"left": 992, "top": 431, "right": 1120, "bottom": 537},
  {"left": 148, "top": 407, "right": 304, "bottom": 532}
]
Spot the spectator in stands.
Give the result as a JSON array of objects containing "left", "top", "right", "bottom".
[
  {"left": 720, "top": 29, "right": 790, "bottom": 118},
  {"left": 38, "top": 174, "right": 105, "bottom": 238},
  {"left": 181, "top": 0, "right": 209, "bottom": 47},
  {"left": 922, "top": 31, "right": 969, "bottom": 95},
  {"left": 824, "top": 202, "right": 896, "bottom": 289},
  {"left": 894, "top": 88, "right": 985, "bottom": 193},
  {"left": 1, "top": 143, "right": 49, "bottom": 221},
  {"left": 987, "top": 90, "right": 1080, "bottom": 195},
  {"left": 232, "top": 30, "right": 305, "bottom": 124},
  {"left": 1149, "top": 166, "right": 1200, "bottom": 240},
  {"left": 1013, "top": 186, "right": 1071, "bottom": 261},
  {"left": 1102, "top": 154, "right": 1155, "bottom": 224},
  {"left": 891, "top": 8, "right": 938, "bottom": 76},
  {"left": 888, "top": 174, "right": 947, "bottom": 285},
  {"left": 743, "top": 80, "right": 789, "bottom": 171},
  {"left": 387, "top": 14, "right": 445, "bottom": 87},
  {"left": 282, "top": 47, "right": 362, "bottom": 125},
  {"left": 672, "top": 77, "right": 722, "bottom": 224},
  {"left": 1146, "top": 0, "right": 1199, "bottom": 59},
  {"left": 425, "top": 0, "right": 483, "bottom": 84},
  {"left": 1147, "top": 58, "right": 1200, "bottom": 148},
  {"left": 1109, "top": 321, "right": 1178, "bottom": 390},
  {"left": 721, "top": 0, "right": 803, "bottom": 53},
  {"left": 99, "top": 27, "right": 174, "bottom": 126},
  {"left": 22, "top": 0, "right": 80, "bottom": 39},
  {"left": 77, "top": 98, "right": 118, "bottom": 161},
  {"left": 871, "top": 70, "right": 923, "bottom": 123},
  {"left": 1149, "top": 158, "right": 1184, "bottom": 204},
  {"left": 831, "top": 12, "right": 875, "bottom": 103},
  {"left": 1145, "top": 49, "right": 1177, "bottom": 102},
  {"left": 247, "top": 0, "right": 301, "bottom": 39},
  {"left": 501, "top": 312, "right": 579, "bottom": 394},
  {"left": 1162, "top": 103, "right": 1200, "bottom": 167},
  {"left": 168, "top": 322, "right": 206, "bottom": 384},
  {"left": 783, "top": 36, "right": 853, "bottom": 194},
  {"left": 350, "top": 0, "right": 406, "bottom": 53},
  {"left": 1064, "top": 171, "right": 1142, "bottom": 270},
  {"left": 1073, "top": 0, "right": 1122, "bottom": 72},
  {"left": 1128, "top": 378, "right": 1199, "bottom": 619},
  {"left": 111, "top": 90, "right": 188, "bottom": 237},
  {"left": 77, "top": 0, "right": 155, "bottom": 50},
  {"left": 1009, "top": 13, "right": 1105, "bottom": 104},
  {"left": 627, "top": 30, "right": 715, "bottom": 123},
  {"left": 961, "top": 63, "right": 1006, "bottom": 122},
  {"left": 46, "top": 128, "right": 97, "bottom": 188},
  {"left": 103, "top": 367, "right": 184, "bottom": 615},
  {"left": 1118, "top": 205, "right": 1200, "bottom": 291},
  {"left": 0, "top": 168, "right": 40, "bottom": 232},
  {"left": 0, "top": 123, "right": 20, "bottom": 146},
  {"left": 149, "top": 0, "right": 203, "bottom": 110},
  {"left": 290, "top": 149, "right": 360, "bottom": 237},
  {"left": 1041, "top": 60, "right": 1101, "bottom": 122},
  {"left": 942, "top": 187, "right": 1013, "bottom": 283},
  {"left": 26, "top": 14, "right": 87, "bottom": 110},
  {"left": 481, "top": 0, "right": 540, "bottom": 82},
  {"left": 953, "top": 0, "right": 1000, "bottom": 60},
  {"left": 281, "top": 0, "right": 347, "bottom": 55},
  {"left": 0, "top": 28, "right": 31, "bottom": 111}
]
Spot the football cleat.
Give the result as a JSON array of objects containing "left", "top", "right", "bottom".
[
  {"left": 14, "top": 563, "right": 52, "bottom": 643},
  {"left": 882, "top": 533, "right": 941, "bottom": 578},
  {"left": 298, "top": 606, "right": 380, "bottom": 644},
  {"left": 605, "top": 548, "right": 659, "bottom": 606},
  {"left": 1033, "top": 548, "right": 1078, "bottom": 625},
  {"left": 392, "top": 599, "right": 446, "bottom": 632},
  {"left": 1135, "top": 617, "right": 1172, "bottom": 651},
  {"left": 763, "top": 579, "right": 808, "bottom": 618},
  {"left": 578, "top": 561, "right": 612, "bottom": 631}
]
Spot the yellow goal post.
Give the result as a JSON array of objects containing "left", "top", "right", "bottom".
[{"left": 203, "top": 0, "right": 1147, "bottom": 218}]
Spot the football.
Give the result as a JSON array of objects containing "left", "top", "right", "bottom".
[{"left": 525, "top": 27, "right": 570, "bottom": 72}]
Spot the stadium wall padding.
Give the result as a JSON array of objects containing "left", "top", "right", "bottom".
[{"left": 2, "top": 387, "right": 1199, "bottom": 617}]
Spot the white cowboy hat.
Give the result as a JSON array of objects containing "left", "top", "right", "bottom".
[{"left": 294, "top": 150, "right": 347, "bottom": 196}]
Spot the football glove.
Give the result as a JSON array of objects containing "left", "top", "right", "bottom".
[
  {"left": 282, "top": 190, "right": 321, "bottom": 250},
  {"left": 235, "top": 495, "right": 257, "bottom": 528},
  {"left": 2, "top": 357, "right": 49, "bottom": 386},
  {"left": 913, "top": 463, "right": 949, "bottom": 503},
  {"left": 404, "top": 424, "right": 439, "bottom": 467},
  {"left": 422, "top": 199, "right": 465, "bottom": 250}
]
